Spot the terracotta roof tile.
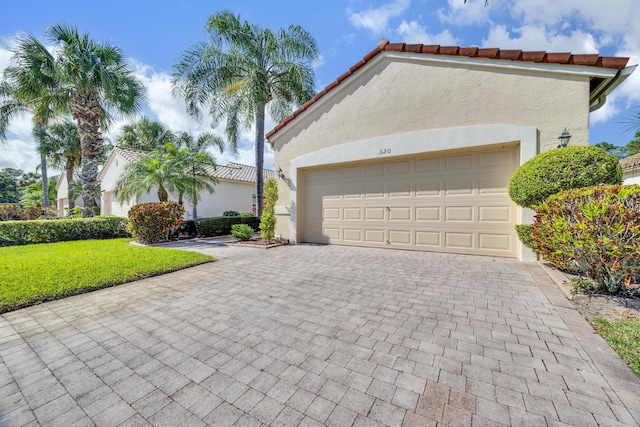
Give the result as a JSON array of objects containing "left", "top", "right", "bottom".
[
  {"left": 620, "top": 153, "right": 640, "bottom": 171},
  {"left": 266, "top": 39, "right": 631, "bottom": 139}
]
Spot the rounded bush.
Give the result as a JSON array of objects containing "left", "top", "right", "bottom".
[
  {"left": 128, "top": 202, "right": 184, "bottom": 244},
  {"left": 533, "top": 185, "right": 640, "bottom": 295},
  {"left": 231, "top": 223, "right": 254, "bottom": 241},
  {"left": 509, "top": 146, "right": 622, "bottom": 209},
  {"left": 222, "top": 210, "right": 240, "bottom": 217}
]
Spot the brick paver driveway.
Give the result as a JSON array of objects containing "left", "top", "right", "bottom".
[{"left": 1, "top": 243, "right": 639, "bottom": 426}]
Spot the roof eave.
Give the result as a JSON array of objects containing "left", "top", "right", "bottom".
[{"left": 590, "top": 64, "right": 637, "bottom": 112}]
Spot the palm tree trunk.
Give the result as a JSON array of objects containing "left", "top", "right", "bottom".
[
  {"left": 40, "top": 152, "right": 49, "bottom": 213},
  {"left": 65, "top": 159, "right": 75, "bottom": 211},
  {"left": 255, "top": 104, "right": 265, "bottom": 218},
  {"left": 158, "top": 186, "right": 168, "bottom": 202}
]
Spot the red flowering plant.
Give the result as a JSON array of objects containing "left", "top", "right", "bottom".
[{"left": 128, "top": 202, "right": 184, "bottom": 244}]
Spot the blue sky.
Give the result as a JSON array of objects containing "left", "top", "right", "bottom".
[{"left": 1, "top": 0, "right": 638, "bottom": 173}]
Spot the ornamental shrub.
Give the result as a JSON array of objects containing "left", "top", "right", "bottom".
[
  {"left": 509, "top": 146, "right": 622, "bottom": 209},
  {"left": 260, "top": 178, "right": 278, "bottom": 242},
  {"left": 128, "top": 202, "right": 184, "bottom": 244},
  {"left": 515, "top": 224, "right": 536, "bottom": 252},
  {"left": 231, "top": 223, "right": 254, "bottom": 241},
  {"left": 194, "top": 216, "right": 259, "bottom": 237},
  {"left": 0, "top": 205, "right": 24, "bottom": 221},
  {"left": 222, "top": 210, "right": 240, "bottom": 217},
  {"left": 0, "top": 216, "right": 129, "bottom": 246},
  {"left": 533, "top": 185, "right": 640, "bottom": 296}
]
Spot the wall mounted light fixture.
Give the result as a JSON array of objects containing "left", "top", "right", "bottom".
[
  {"left": 557, "top": 128, "right": 572, "bottom": 148},
  {"left": 277, "top": 167, "right": 285, "bottom": 179}
]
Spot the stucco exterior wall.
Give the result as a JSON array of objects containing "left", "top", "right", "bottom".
[
  {"left": 624, "top": 170, "right": 640, "bottom": 185},
  {"left": 55, "top": 172, "right": 82, "bottom": 216},
  {"left": 270, "top": 54, "right": 591, "bottom": 244}
]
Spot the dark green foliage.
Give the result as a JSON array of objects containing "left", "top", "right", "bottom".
[
  {"left": 0, "top": 216, "right": 129, "bottom": 246},
  {"left": 195, "top": 216, "right": 259, "bottom": 237},
  {"left": 128, "top": 202, "right": 184, "bottom": 244},
  {"left": 533, "top": 185, "right": 640, "bottom": 295},
  {"left": 169, "top": 219, "right": 197, "bottom": 239},
  {"left": 222, "top": 210, "right": 240, "bottom": 217},
  {"left": 515, "top": 224, "right": 535, "bottom": 251},
  {"left": 231, "top": 223, "right": 254, "bottom": 241},
  {"left": 509, "top": 146, "right": 622, "bottom": 209}
]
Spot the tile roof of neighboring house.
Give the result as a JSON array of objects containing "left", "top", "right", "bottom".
[
  {"left": 112, "top": 146, "right": 273, "bottom": 183},
  {"left": 620, "top": 153, "right": 640, "bottom": 171},
  {"left": 266, "top": 38, "right": 632, "bottom": 140}
]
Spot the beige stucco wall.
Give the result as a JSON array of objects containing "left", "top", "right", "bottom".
[
  {"left": 270, "top": 53, "right": 591, "bottom": 243},
  {"left": 624, "top": 170, "right": 640, "bottom": 185}
]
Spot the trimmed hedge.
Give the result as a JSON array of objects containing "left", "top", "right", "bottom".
[
  {"left": 509, "top": 146, "right": 622, "bottom": 209},
  {"left": 0, "top": 216, "right": 129, "bottom": 246},
  {"left": 195, "top": 216, "right": 259, "bottom": 237},
  {"left": 533, "top": 185, "right": 640, "bottom": 295},
  {"left": 515, "top": 224, "right": 536, "bottom": 252}
]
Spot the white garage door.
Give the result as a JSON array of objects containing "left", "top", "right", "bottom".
[{"left": 302, "top": 145, "right": 519, "bottom": 257}]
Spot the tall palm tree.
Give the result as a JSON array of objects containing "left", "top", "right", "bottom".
[
  {"left": 173, "top": 10, "right": 318, "bottom": 216},
  {"left": 116, "top": 116, "right": 175, "bottom": 151},
  {"left": 174, "top": 132, "right": 223, "bottom": 219},
  {"left": 47, "top": 23, "right": 146, "bottom": 217},
  {"left": 115, "top": 144, "right": 184, "bottom": 203},
  {"left": 0, "top": 33, "right": 62, "bottom": 212},
  {"left": 34, "top": 120, "right": 82, "bottom": 210}
]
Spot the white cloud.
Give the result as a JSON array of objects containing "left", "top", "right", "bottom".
[
  {"left": 482, "top": 24, "right": 599, "bottom": 53},
  {"left": 397, "top": 20, "right": 458, "bottom": 45},
  {"left": 438, "top": 0, "right": 492, "bottom": 26},
  {"left": 348, "top": 0, "right": 411, "bottom": 35}
]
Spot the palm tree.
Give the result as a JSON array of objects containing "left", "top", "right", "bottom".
[
  {"left": 115, "top": 144, "right": 184, "bottom": 203},
  {"left": 20, "top": 175, "right": 58, "bottom": 208},
  {"left": 47, "top": 23, "right": 146, "bottom": 216},
  {"left": 116, "top": 116, "right": 175, "bottom": 151},
  {"left": 0, "top": 33, "right": 62, "bottom": 212},
  {"left": 34, "top": 120, "right": 82, "bottom": 210},
  {"left": 173, "top": 10, "right": 318, "bottom": 216},
  {"left": 174, "top": 132, "right": 224, "bottom": 219}
]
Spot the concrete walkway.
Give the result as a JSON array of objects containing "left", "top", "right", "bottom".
[{"left": 1, "top": 243, "right": 639, "bottom": 426}]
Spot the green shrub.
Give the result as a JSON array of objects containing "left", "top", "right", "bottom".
[
  {"left": 231, "top": 223, "right": 254, "bottom": 241},
  {"left": 0, "top": 205, "right": 24, "bottom": 221},
  {"left": 515, "top": 224, "right": 536, "bottom": 251},
  {"left": 128, "top": 202, "right": 184, "bottom": 244},
  {"left": 23, "top": 205, "right": 43, "bottom": 220},
  {"left": 169, "top": 219, "right": 197, "bottom": 239},
  {"left": 240, "top": 212, "right": 256, "bottom": 217},
  {"left": 533, "top": 185, "right": 640, "bottom": 295},
  {"left": 509, "top": 146, "right": 622, "bottom": 209},
  {"left": 222, "top": 210, "right": 240, "bottom": 217},
  {"left": 195, "top": 216, "right": 260, "bottom": 237},
  {"left": 0, "top": 216, "right": 129, "bottom": 246},
  {"left": 260, "top": 178, "right": 279, "bottom": 242}
]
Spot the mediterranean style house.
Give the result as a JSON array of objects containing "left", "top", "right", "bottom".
[
  {"left": 268, "top": 39, "right": 635, "bottom": 261},
  {"left": 56, "top": 146, "right": 274, "bottom": 219}
]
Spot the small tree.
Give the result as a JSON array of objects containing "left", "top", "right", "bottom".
[{"left": 259, "top": 178, "right": 278, "bottom": 242}]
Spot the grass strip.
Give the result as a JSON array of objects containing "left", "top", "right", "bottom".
[
  {"left": 589, "top": 316, "right": 640, "bottom": 377},
  {"left": 0, "top": 238, "right": 213, "bottom": 313}
]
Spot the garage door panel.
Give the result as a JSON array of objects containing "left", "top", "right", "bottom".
[
  {"left": 416, "top": 231, "right": 441, "bottom": 247},
  {"left": 445, "top": 177, "right": 474, "bottom": 195},
  {"left": 302, "top": 146, "right": 518, "bottom": 257},
  {"left": 478, "top": 206, "right": 513, "bottom": 223},
  {"left": 479, "top": 233, "right": 513, "bottom": 251},
  {"left": 389, "top": 207, "right": 411, "bottom": 221},
  {"left": 416, "top": 207, "right": 441, "bottom": 221},
  {"left": 365, "top": 229, "right": 385, "bottom": 243},
  {"left": 445, "top": 206, "right": 474, "bottom": 222},
  {"left": 445, "top": 232, "right": 474, "bottom": 249}
]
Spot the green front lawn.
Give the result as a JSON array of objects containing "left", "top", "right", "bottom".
[
  {"left": 0, "top": 238, "right": 213, "bottom": 313},
  {"left": 590, "top": 317, "right": 640, "bottom": 377}
]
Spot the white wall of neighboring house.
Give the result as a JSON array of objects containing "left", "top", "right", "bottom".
[
  {"left": 623, "top": 170, "right": 640, "bottom": 185},
  {"left": 99, "top": 149, "right": 257, "bottom": 219},
  {"left": 55, "top": 171, "right": 83, "bottom": 216}
]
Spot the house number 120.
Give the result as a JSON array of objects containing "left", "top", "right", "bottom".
[{"left": 379, "top": 148, "right": 391, "bottom": 155}]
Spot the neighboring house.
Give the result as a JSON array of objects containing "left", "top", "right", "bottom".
[
  {"left": 98, "top": 146, "right": 273, "bottom": 218},
  {"left": 267, "top": 39, "right": 635, "bottom": 261},
  {"left": 621, "top": 153, "right": 640, "bottom": 184},
  {"left": 55, "top": 171, "right": 82, "bottom": 216}
]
